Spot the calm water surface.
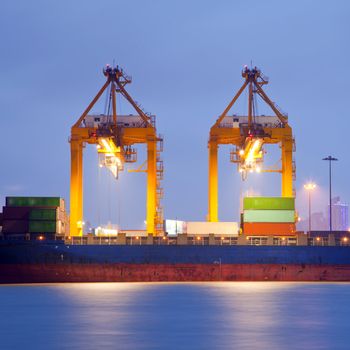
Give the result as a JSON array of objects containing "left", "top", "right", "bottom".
[{"left": 0, "top": 282, "right": 350, "bottom": 350}]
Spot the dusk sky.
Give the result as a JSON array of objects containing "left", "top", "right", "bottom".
[{"left": 1, "top": 0, "right": 350, "bottom": 229}]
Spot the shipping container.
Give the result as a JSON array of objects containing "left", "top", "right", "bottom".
[
  {"left": 243, "top": 197, "right": 295, "bottom": 210},
  {"left": 3, "top": 207, "right": 31, "bottom": 220},
  {"left": 243, "top": 222, "right": 296, "bottom": 235},
  {"left": 243, "top": 210, "right": 295, "bottom": 223},
  {"left": 29, "top": 209, "right": 57, "bottom": 221},
  {"left": 28, "top": 221, "right": 57, "bottom": 233},
  {"left": 186, "top": 222, "right": 239, "bottom": 235},
  {"left": 6, "top": 197, "right": 62, "bottom": 208},
  {"left": 2, "top": 220, "right": 29, "bottom": 233}
]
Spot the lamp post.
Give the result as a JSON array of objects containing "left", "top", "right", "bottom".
[
  {"left": 322, "top": 156, "right": 338, "bottom": 232},
  {"left": 304, "top": 183, "right": 316, "bottom": 234}
]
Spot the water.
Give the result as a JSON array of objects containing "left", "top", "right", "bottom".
[{"left": 0, "top": 283, "right": 350, "bottom": 350}]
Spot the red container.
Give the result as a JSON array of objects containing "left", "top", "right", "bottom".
[
  {"left": 243, "top": 222, "right": 296, "bottom": 236},
  {"left": 2, "top": 220, "right": 29, "bottom": 233},
  {"left": 2, "top": 207, "right": 31, "bottom": 220}
]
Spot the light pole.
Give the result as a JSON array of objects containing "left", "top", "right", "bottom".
[
  {"left": 322, "top": 156, "right": 338, "bottom": 232},
  {"left": 304, "top": 183, "right": 316, "bottom": 234}
]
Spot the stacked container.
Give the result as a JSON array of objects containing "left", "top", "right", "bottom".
[
  {"left": 243, "top": 197, "right": 295, "bottom": 235},
  {"left": 2, "top": 197, "right": 68, "bottom": 238}
]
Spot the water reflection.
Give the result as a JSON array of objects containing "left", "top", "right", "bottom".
[{"left": 0, "top": 282, "right": 350, "bottom": 350}]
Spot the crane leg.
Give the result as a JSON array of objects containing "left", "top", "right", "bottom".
[
  {"left": 70, "top": 139, "right": 83, "bottom": 236},
  {"left": 281, "top": 138, "right": 293, "bottom": 197},
  {"left": 146, "top": 139, "right": 157, "bottom": 235},
  {"left": 208, "top": 140, "right": 218, "bottom": 222}
]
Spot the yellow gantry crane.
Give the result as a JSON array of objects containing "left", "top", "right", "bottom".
[
  {"left": 70, "top": 65, "right": 164, "bottom": 236},
  {"left": 208, "top": 66, "right": 295, "bottom": 222}
]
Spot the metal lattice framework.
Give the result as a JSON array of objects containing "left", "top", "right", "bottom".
[
  {"left": 70, "top": 66, "right": 163, "bottom": 236},
  {"left": 208, "top": 67, "right": 295, "bottom": 222}
]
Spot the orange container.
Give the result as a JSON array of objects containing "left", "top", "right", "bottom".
[{"left": 243, "top": 222, "right": 296, "bottom": 236}]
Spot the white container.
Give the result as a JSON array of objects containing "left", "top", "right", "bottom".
[{"left": 186, "top": 222, "right": 239, "bottom": 235}]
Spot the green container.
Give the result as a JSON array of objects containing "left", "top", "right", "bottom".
[
  {"left": 243, "top": 210, "right": 295, "bottom": 223},
  {"left": 6, "top": 197, "right": 61, "bottom": 208},
  {"left": 29, "top": 221, "right": 57, "bottom": 233},
  {"left": 243, "top": 197, "right": 295, "bottom": 210},
  {"left": 29, "top": 209, "right": 57, "bottom": 221}
]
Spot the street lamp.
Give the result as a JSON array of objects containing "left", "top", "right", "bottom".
[
  {"left": 304, "top": 182, "right": 316, "bottom": 234},
  {"left": 322, "top": 156, "right": 338, "bottom": 232}
]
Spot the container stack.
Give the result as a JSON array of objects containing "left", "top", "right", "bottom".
[
  {"left": 243, "top": 197, "right": 295, "bottom": 235},
  {"left": 2, "top": 197, "right": 68, "bottom": 239}
]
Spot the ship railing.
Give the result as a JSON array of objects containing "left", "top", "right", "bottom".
[{"left": 62, "top": 232, "right": 350, "bottom": 246}]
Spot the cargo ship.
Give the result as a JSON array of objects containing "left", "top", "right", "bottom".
[
  {"left": 2, "top": 240, "right": 350, "bottom": 283},
  {"left": 1, "top": 196, "right": 350, "bottom": 283},
  {"left": 1, "top": 66, "right": 348, "bottom": 283}
]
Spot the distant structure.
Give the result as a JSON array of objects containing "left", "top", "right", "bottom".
[
  {"left": 297, "top": 212, "right": 327, "bottom": 232},
  {"left": 297, "top": 196, "right": 349, "bottom": 232},
  {"left": 328, "top": 197, "right": 349, "bottom": 231},
  {"left": 311, "top": 212, "right": 328, "bottom": 231}
]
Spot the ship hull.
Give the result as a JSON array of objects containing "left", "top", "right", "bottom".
[
  {"left": 2, "top": 241, "right": 350, "bottom": 283},
  {"left": 1, "top": 263, "right": 350, "bottom": 283}
]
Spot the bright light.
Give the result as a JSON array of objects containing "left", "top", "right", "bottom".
[
  {"left": 256, "top": 166, "right": 261, "bottom": 173},
  {"left": 304, "top": 182, "right": 316, "bottom": 191},
  {"left": 343, "top": 237, "right": 348, "bottom": 242},
  {"left": 245, "top": 139, "right": 263, "bottom": 165},
  {"left": 101, "top": 138, "right": 112, "bottom": 152},
  {"left": 99, "top": 154, "right": 122, "bottom": 178},
  {"left": 38, "top": 235, "right": 44, "bottom": 241},
  {"left": 96, "top": 145, "right": 101, "bottom": 150},
  {"left": 239, "top": 138, "right": 264, "bottom": 173},
  {"left": 316, "top": 237, "right": 320, "bottom": 241},
  {"left": 239, "top": 149, "right": 244, "bottom": 156},
  {"left": 197, "top": 236, "right": 201, "bottom": 240}
]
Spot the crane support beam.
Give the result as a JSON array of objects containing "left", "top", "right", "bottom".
[
  {"left": 281, "top": 136, "right": 294, "bottom": 197},
  {"left": 70, "top": 139, "right": 84, "bottom": 236},
  {"left": 248, "top": 81, "right": 253, "bottom": 128},
  {"left": 73, "top": 80, "right": 110, "bottom": 128},
  {"left": 214, "top": 80, "right": 248, "bottom": 128},
  {"left": 112, "top": 81, "right": 117, "bottom": 125},
  {"left": 117, "top": 83, "right": 152, "bottom": 126},
  {"left": 146, "top": 139, "right": 157, "bottom": 234},
  {"left": 255, "top": 83, "right": 288, "bottom": 125},
  {"left": 208, "top": 140, "right": 218, "bottom": 222}
]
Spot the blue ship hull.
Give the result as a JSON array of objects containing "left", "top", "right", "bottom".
[{"left": 1, "top": 241, "right": 350, "bottom": 282}]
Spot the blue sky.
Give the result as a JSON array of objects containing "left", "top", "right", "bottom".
[{"left": 1, "top": 0, "right": 349, "bottom": 228}]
